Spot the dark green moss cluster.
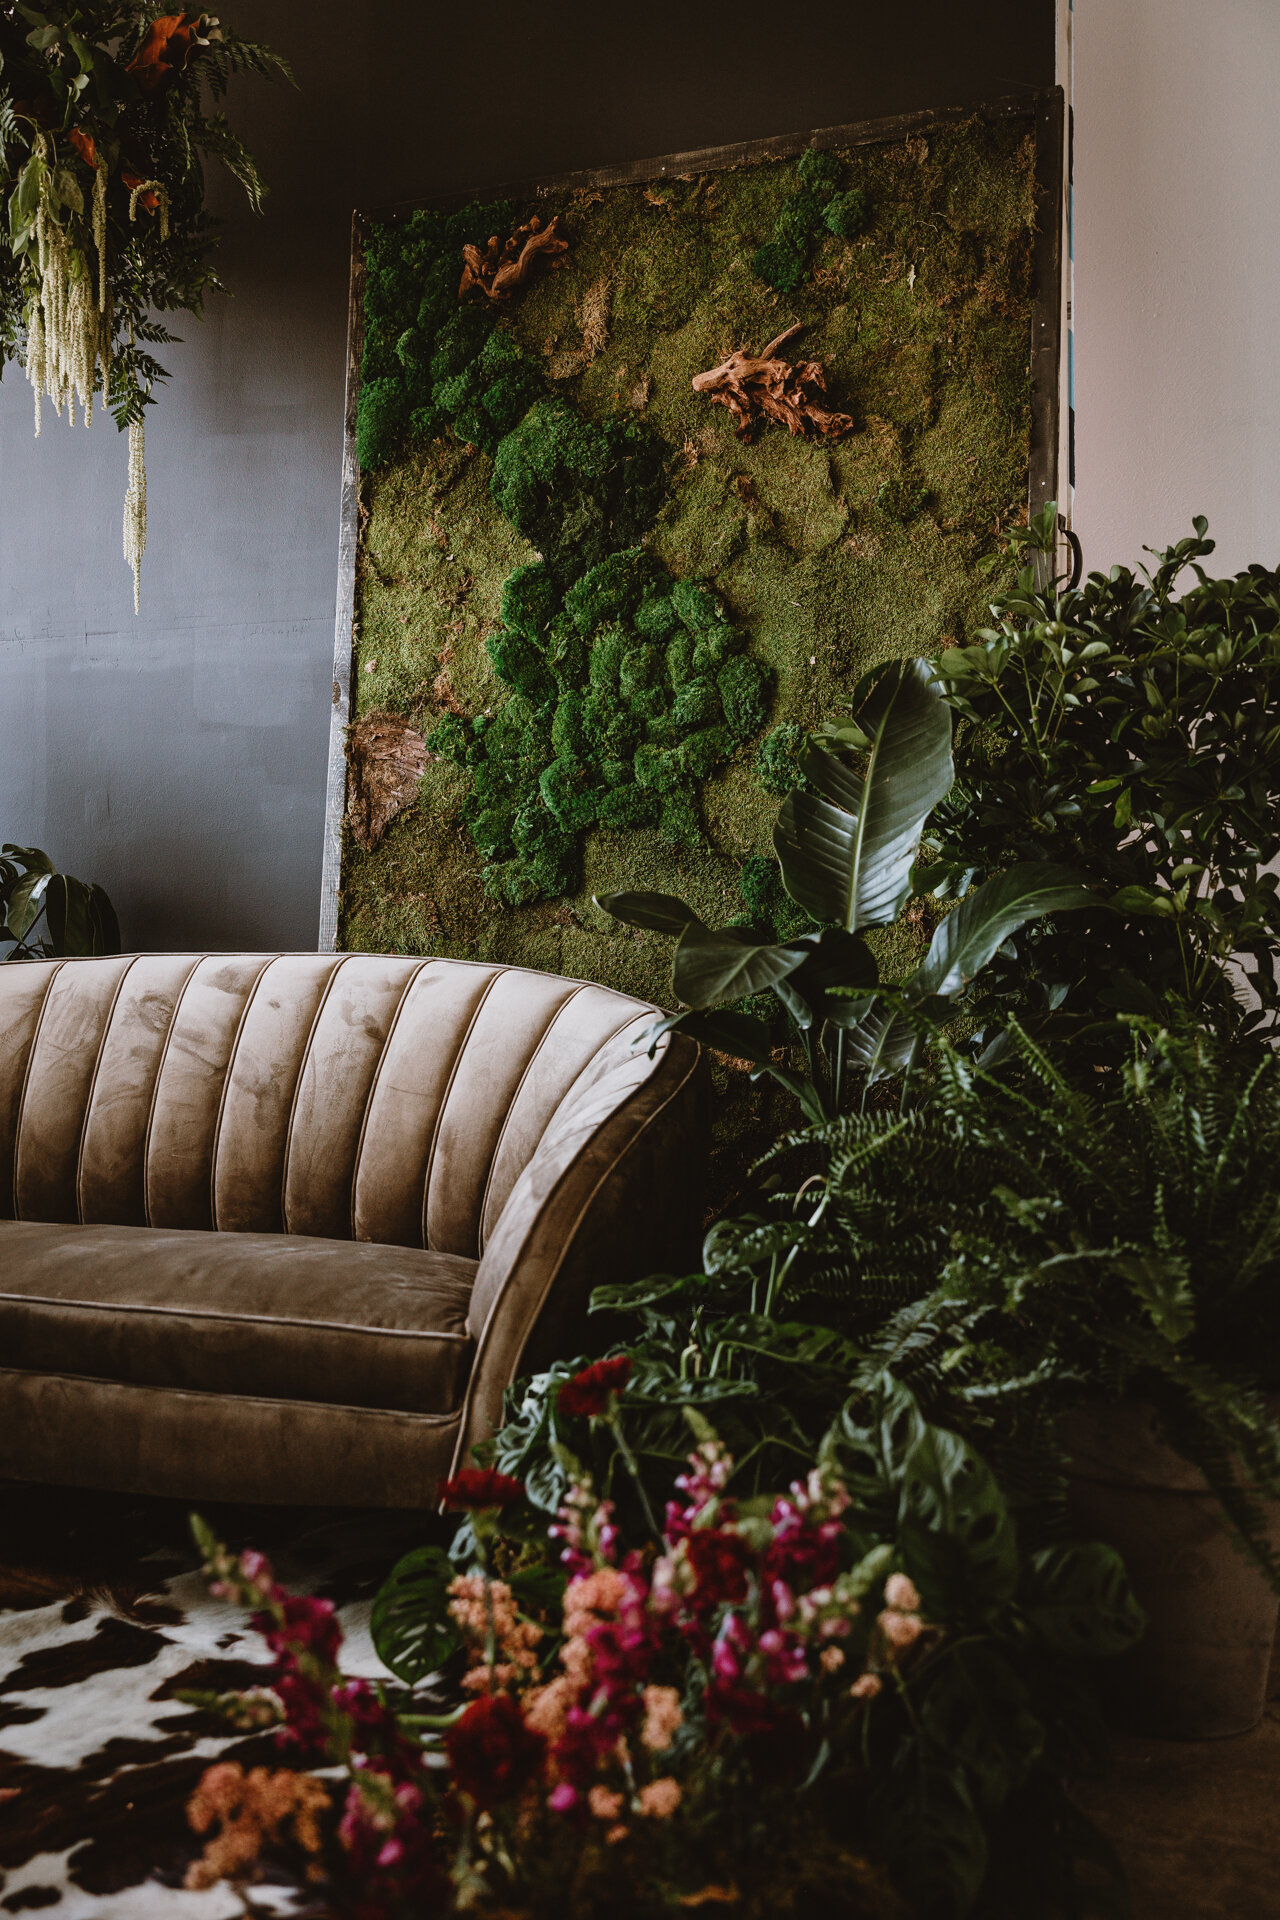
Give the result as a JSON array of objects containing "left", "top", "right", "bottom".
[
  {"left": 756, "top": 721, "right": 808, "bottom": 796},
  {"left": 752, "top": 148, "right": 871, "bottom": 293},
  {"left": 427, "top": 551, "right": 771, "bottom": 905},
  {"left": 490, "top": 395, "right": 667, "bottom": 581},
  {"left": 357, "top": 199, "right": 546, "bottom": 469}
]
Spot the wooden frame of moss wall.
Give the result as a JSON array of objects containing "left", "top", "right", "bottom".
[{"left": 321, "top": 92, "right": 1063, "bottom": 1024}]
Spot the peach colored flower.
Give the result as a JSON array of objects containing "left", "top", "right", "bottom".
[
  {"left": 636, "top": 1776, "right": 682, "bottom": 1819},
  {"left": 523, "top": 1677, "right": 572, "bottom": 1743},
  {"left": 606, "top": 1822, "right": 630, "bottom": 1845},
  {"left": 563, "top": 1567, "right": 629, "bottom": 1637},
  {"left": 849, "top": 1672, "right": 882, "bottom": 1701},
  {"left": 641, "top": 1684, "right": 683, "bottom": 1752},
  {"left": 878, "top": 1608, "right": 923, "bottom": 1652},
  {"left": 589, "top": 1785, "right": 624, "bottom": 1821},
  {"left": 184, "top": 1763, "right": 329, "bottom": 1891},
  {"left": 819, "top": 1645, "right": 846, "bottom": 1673},
  {"left": 884, "top": 1573, "right": 921, "bottom": 1612}
]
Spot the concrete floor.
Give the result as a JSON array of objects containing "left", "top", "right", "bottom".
[{"left": 1077, "top": 1699, "right": 1280, "bottom": 1918}]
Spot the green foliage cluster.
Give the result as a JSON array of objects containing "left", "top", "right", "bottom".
[
  {"left": 752, "top": 146, "right": 871, "bottom": 293},
  {"left": 929, "top": 509, "right": 1280, "bottom": 1039},
  {"left": 601, "top": 659, "right": 1089, "bottom": 1122},
  {"left": 1, "top": 842, "right": 118, "bottom": 958},
  {"left": 707, "top": 1018, "right": 1280, "bottom": 1585},
  {"left": 426, "top": 549, "right": 771, "bottom": 905}
]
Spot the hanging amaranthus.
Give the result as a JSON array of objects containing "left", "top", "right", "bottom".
[
  {"left": 123, "top": 413, "right": 146, "bottom": 615},
  {"left": 0, "top": 5, "right": 292, "bottom": 611},
  {"left": 23, "top": 141, "right": 111, "bottom": 434}
]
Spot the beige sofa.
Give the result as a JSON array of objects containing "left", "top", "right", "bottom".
[{"left": 0, "top": 953, "right": 705, "bottom": 1506}]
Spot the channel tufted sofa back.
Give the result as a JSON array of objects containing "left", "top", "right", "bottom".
[
  {"left": 1, "top": 952, "right": 660, "bottom": 1256},
  {"left": 0, "top": 953, "right": 707, "bottom": 1505}
]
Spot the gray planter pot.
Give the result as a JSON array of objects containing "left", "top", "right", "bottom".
[{"left": 1065, "top": 1399, "right": 1280, "bottom": 1740}]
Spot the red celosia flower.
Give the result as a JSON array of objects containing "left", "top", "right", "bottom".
[
  {"left": 684, "top": 1528, "right": 752, "bottom": 1608},
  {"left": 558, "top": 1355, "right": 632, "bottom": 1419},
  {"left": 67, "top": 126, "right": 98, "bottom": 170},
  {"left": 128, "top": 12, "right": 200, "bottom": 93},
  {"left": 445, "top": 1693, "right": 546, "bottom": 1810},
  {"left": 438, "top": 1467, "right": 525, "bottom": 1511}
]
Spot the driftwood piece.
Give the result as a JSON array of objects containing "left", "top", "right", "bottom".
[
  {"left": 459, "top": 214, "right": 569, "bottom": 302},
  {"left": 346, "top": 709, "right": 428, "bottom": 851},
  {"left": 691, "top": 323, "right": 854, "bottom": 441}
]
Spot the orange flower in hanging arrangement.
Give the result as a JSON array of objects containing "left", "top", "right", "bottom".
[
  {"left": 128, "top": 12, "right": 215, "bottom": 93},
  {"left": 67, "top": 127, "right": 99, "bottom": 170},
  {"left": 121, "top": 169, "right": 161, "bottom": 214}
]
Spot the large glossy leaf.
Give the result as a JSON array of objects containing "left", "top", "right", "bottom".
[
  {"left": 87, "top": 883, "right": 121, "bottom": 955},
  {"left": 370, "top": 1544, "right": 461, "bottom": 1686},
  {"left": 905, "top": 863, "right": 1093, "bottom": 1002},
  {"left": 593, "top": 890, "right": 701, "bottom": 935},
  {"left": 782, "top": 926, "right": 879, "bottom": 1029},
  {"left": 44, "top": 874, "right": 94, "bottom": 956},
  {"left": 2, "top": 844, "right": 56, "bottom": 873},
  {"left": 839, "top": 999, "right": 919, "bottom": 1079},
  {"left": 671, "top": 922, "right": 810, "bottom": 1007},
  {"left": 3, "top": 869, "right": 50, "bottom": 943},
  {"left": 772, "top": 659, "right": 953, "bottom": 932},
  {"left": 643, "top": 1006, "right": 776, "bottom": 1066}
]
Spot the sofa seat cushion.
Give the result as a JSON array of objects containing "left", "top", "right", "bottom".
[{"left": 0, "top": 1221, "right": 476, "bottom": 1417}]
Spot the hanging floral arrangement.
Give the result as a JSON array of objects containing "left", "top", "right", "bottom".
[{"left": 0, "top": 5, "right": 291, "bottom": 608}]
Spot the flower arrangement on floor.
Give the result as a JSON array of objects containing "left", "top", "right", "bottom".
[
  {"left": 0, "top": 5, "right": 291, "bottom": 606},
  {"left": 186, "top": 1376, "right": 1140, "bottom": 1918}
]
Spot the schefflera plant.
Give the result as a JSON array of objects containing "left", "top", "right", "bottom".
[{"left": 598, "top": 659, "right": 1093, "bottom": 1120}]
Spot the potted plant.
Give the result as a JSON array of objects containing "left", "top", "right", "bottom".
[
  {"left": 697, "top": 1018, "right": 1280, "bottom": 1738},
  {"left": 1, "top": 842, "right": 119, "bottom": 956}
]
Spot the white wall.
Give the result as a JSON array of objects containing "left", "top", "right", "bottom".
[{"left": 1072, "top": 0, "right": 1280, "bottom": 576}]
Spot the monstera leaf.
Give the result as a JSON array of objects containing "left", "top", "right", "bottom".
[{"left": 773, "top": 659, "right": 954, "bottom": 932}]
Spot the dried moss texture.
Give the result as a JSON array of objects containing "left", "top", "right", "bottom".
[{"left": 341, "top": 114, "right": 1037, "bottom": 1025}]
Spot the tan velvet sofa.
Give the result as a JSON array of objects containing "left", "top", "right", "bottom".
[{"left": 0, "top": 953, "right": 706, "bottom": 1507}]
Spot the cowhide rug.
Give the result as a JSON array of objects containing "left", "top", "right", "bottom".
[{"left": 0, "top": 1481, "right": 433, "bottom": 1917}]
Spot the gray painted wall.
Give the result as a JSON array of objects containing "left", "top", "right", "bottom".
[{"left": 0, "top": 1, "right": 1052, "bottom": 951}]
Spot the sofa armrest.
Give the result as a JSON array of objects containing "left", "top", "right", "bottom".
[{"left": 453, "top": 1020, "right": 708, "bottom": 1466}]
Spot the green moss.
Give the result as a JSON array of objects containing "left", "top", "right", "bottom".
[
  {"left": 753, "top": 154, "right": 860, "bottom": 294},
  {"left": 757, "top": 721, "right": 808, "bottom": 796},
  {"left": 797, "top": 148, "right": 844, "bottom": 197},
  {"left": 425, "top": 550, "right": 771, "bottom": 903},
  {"left": 358, "top": 199, "right": 519, "bottom": 470},
  {"left": 824, "top": 188, "right": 870, "bottom": 239},
  {"left": 490, "top": 396, "right": 666, "bottom": 581}
]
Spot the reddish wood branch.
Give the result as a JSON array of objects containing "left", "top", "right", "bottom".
[
  {"left": 692, "top": 324, "right": 854, "bottom": 441},
  {"left": 459, "top": 214, "right": 569, "bottom": 302}
]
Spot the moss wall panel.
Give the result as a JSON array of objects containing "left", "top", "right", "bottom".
[{"left": 339, "top": 113, "right": 1039, "bottom": 1014}]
